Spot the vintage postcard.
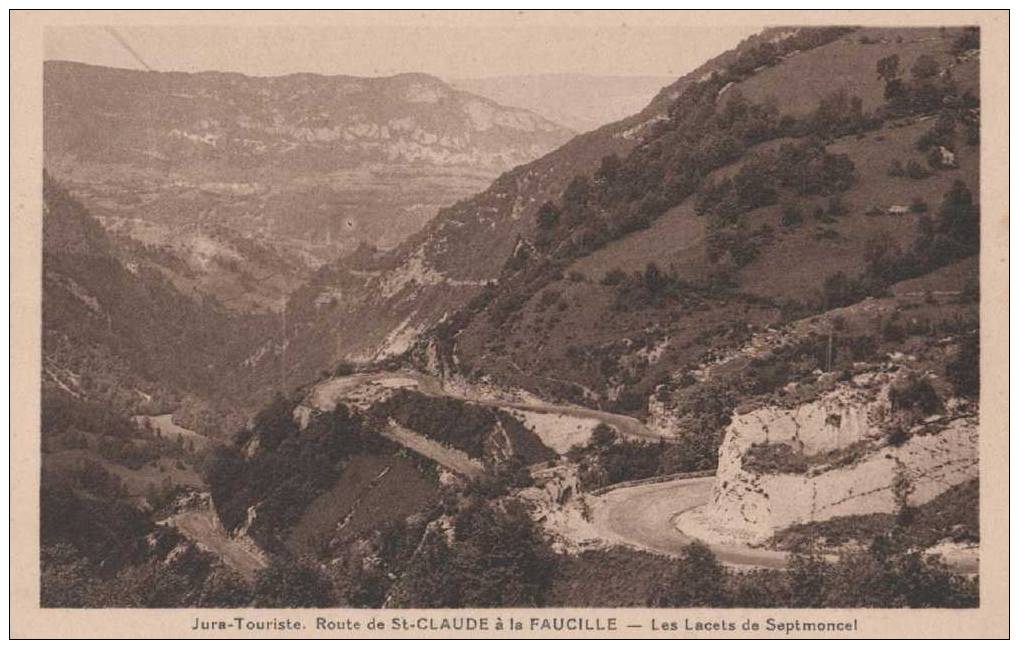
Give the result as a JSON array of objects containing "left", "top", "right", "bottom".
[{"left": 9, "top": 9, "right": 1009, "bottom": 639}]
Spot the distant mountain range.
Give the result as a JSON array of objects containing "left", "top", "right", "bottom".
[
  {"left": 452, "top": 74, "right": 675, "bottom": 132},
  {"left": 43, "top": 61, "right": 575, "bottom": 309},
  {"left": 45, "top": 61, "right": 573, "bottom": 174}
]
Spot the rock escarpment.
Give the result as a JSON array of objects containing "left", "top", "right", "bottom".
[{"left": 698, "top": 372, "right": 977, "bottom": 544}]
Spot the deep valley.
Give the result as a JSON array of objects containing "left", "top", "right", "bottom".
[{"left": 40, "top": 25, "right": 983, "bottom": 610}]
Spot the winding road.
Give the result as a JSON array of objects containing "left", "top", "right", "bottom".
[
  {"left": 592, "top": 477, "right": 790, "bottom": 570},
  {"left": 305, "top": 370, "right": 978, "bottom": 575},
  {"left": 307, "top": 371, "right": 793, "bottom": 567},
  {"left": 308, "top": 369, "right": 677, "bottom": 441},
  {"left": 590, "top": 477, "right": 979, "bottom": 574}
]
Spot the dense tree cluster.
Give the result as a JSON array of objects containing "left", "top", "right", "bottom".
[
  {"left": 566, "top": 419, "right": 733, "bottom": 490},
  {"left": 567, "top": 424, "right": 669, "bottom": 490},
  {"left": 877, "top": 51, "right": 978, "bottom": 119},
  {"left": 695, "top": 133, "right": 858, "bottom": 268},
  {"left": 207, "top": 401, "right": 402, "bottom": 538},
  {"left": 371, "top": 389, "right": 554, "bottom": 465},
  {"left": 820, "top": 180, "right": 979, "bottom": 311},
  {"left": 392, "top": 500, "right": 556, "bottom": 607},
  {"left": 727, "top": 27, "right": 856, "bottom": 80},
  {"left": 43, "top": 173, "right": 277, "bottom": 438},
  {"left": 646, "top": 538, "right": 976, "bottom": 608}
]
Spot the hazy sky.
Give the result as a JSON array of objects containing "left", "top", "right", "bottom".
[{"left": 44, "top": 11, "right": 763, "bottom": 80}]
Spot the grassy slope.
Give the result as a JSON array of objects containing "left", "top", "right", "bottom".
[
  {"left": 451, "top": 27, "right": 979, "bottom": 408},
  {"left": 286, "top": 453, "right": 439, "bottom": 558},
  {"left": 736, "top": 121, "right": 978, "bottom": 301},
  {"left": 733, "top": 28, "right": 972, "bottom": 115},
  {"left": 43, "top": 448, "right": 204, "bottom": 499},
  {"left": 277, "top": 29, "right": 795, "bottom": 375}
]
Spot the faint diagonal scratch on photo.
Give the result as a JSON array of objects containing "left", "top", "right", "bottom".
[{"left": 104, "top": 26, "right": 152, "bottom": 71}]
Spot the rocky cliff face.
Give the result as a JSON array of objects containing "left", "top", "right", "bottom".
[
  {"left": 696, "top": 372, "right": 978, "bottom": 544},
  {"left": 45, "top": 62, "right": 573, "bottom": 175}
]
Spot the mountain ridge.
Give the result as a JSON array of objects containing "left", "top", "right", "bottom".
[
  {"left": 451, "top": 73, "right": 676, "bottom": 132},
  {"left": 44, "top": 59, "right": 576, "bottom": 310},
  {"left": 276, "top": 27, "right": 863, "bottom": 380}
]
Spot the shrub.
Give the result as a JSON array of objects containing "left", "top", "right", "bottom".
[
  {"left": 706, "top": 221, "right": 772, "bottom": 267},
  {"left": 911, "top": 54, "right": 940, "bottom": 80},
  {"left": 965, "top": 123, "right": 979, "bottom": 146},
  {"left": 881, "top": 316, "right": 906, "bottom": 342},
  {"left": 889, "top": 374, "right": 942, "bottom": 415},
  {"left": 614, "top": 388, "right": 647, "bottom": 414},
  {"left": 537, "top": 289, "right": 561, "bottom": 310},
  {"left": 845, "top": 334, "right": 878, "bottom": 361},
  {"left": 333, "top": 361, "right": 355, "bottom": 377},
  {"left": 747, "top": 358, "right": 792, "bottom": 394},
  {"left": 813, "top": 227, "right": 840, "bottom": 241},
  {"left": 780, "top": 204, "right": 804, "bottom": 227},
  {"left": 536, "top": 201, "right": 560, "bottom": 231},
  {"left": 905, "top": 160, "right": 930, "bottom": 179},
  {"left": 252, "top": 560, "right": 337, "bottom": 607},
  {"left": 877, "top": 54, "right": 900, "bottom": 82},
  {"left": 489, "top": 292, "right": 528, "bottom": 327},
  {"left": 776, "top": 140, "right": 856, "bottom": 194},
  {"left": 952, "top": 27, "right": 979, "bottom": 54},
  {"left": 743, "top": 442, "right": 807, "bottom": 474},
  {"left": 827, "top": 194, "right": 849, "bottom": 216},
  {"left": 648, "top": 542, "right": 729, "bottom": 607},
  {"left": 960, "top": 277, "right": 979, "bottom": 303},
  {"left": 611, "top": 262, "right": 699, "bottom": 311},
  {"left": 937, "top": 180, "right": 979, "bottom": 249},
  {"left": 946, "top": 336, "right": 979, "bottom": 398},
  {"left": 589, "top": 423, "right": 618, "bottom": 450},
  {"left": 600, "top": 268, "right": 626, "bottom": 286},
  {"left": 887, "top": 426, "right": 910, "bottom": 447},
  {"left": 595, "top": 153, "right": 622, "bottom": 182},
  {"left": 822, "top": 271, "right": 869, "bottom": 309}
]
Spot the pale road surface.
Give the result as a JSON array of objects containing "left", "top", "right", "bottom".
[
  {"left": 311, "top": 370, "right": 677, "bottom": 441},
  {"left": 311, "top": 372, "right": 979, "bottom": 573},
  {"left": 167, "top": 508, "right": 268, "bottom": 580},
  {"left": 383, "top": 421, "right": 485, "bottom": 478},
  {"left": 592, "top": 477, "right": 979, "bottom": 574},
  {"left": 592, "top": 477, "right": 790, "bottom": 570}
]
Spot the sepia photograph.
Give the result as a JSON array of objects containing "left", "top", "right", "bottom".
[{"left": 9, "top": 8, "right": 1010, "bottom": 639}]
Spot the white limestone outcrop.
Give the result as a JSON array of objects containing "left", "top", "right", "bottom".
[{"left": 698, "top": 375, "right": 977, "bottom": 544}]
